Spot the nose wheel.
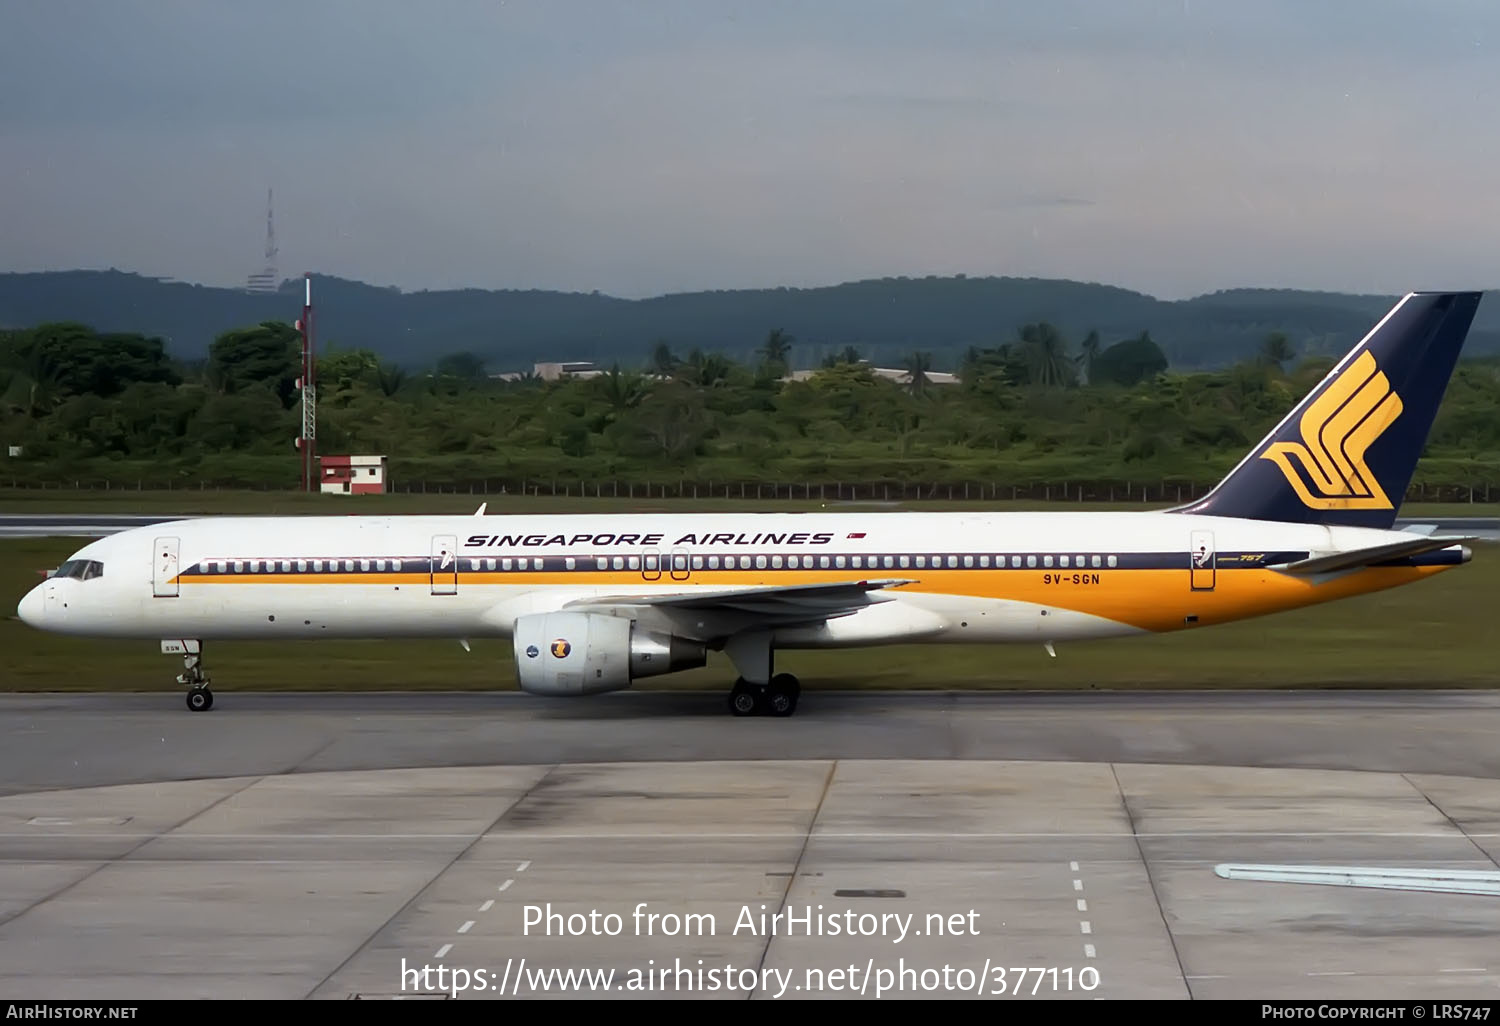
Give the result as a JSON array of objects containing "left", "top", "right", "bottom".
[{"left": 185, "top": 687, "right": 213, "bottom": 712}]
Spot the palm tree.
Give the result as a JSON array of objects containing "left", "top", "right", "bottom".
[
  {"left": 373, "top": 362, "right": 407, "bottom": 397},
  {"left": 649, "top": 341, "right": 678, "bottom": 378},
  {"left": 1019, "top": 322, "right": 1077, "bottom": 388},
  {"left": 821, "top": 345, "right": 862, "bottom": 368},
  {"left": 1259, "top": 331, "right": 1295, "bottom": 373},
  {"left": 759, "top": 328, "right": 794, "bottom": 377},
  {"left": 903, "top": 351, "right": 933, "bottom": 395},
  {"left": 596, "top": 364, "right": 648, "bottom": 415},
  {"left": 1079, "top": 330, "right": 1101, "bottom": 385}
]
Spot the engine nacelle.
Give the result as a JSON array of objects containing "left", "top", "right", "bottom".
[{"left": 512, "top": 611, "right": 707, "bottom": 696}]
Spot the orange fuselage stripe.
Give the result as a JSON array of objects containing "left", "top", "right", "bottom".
[{"left": 177, "top": 565, "right": 1456, "bottom": 633}]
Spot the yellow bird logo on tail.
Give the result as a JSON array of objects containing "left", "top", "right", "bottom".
[{"left": 1259, "top": 350, "right": 1402, "bottom": 510}]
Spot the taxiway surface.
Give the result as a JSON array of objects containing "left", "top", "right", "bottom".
[{"left": 2, "top": 691, "right": 1499, "bottom": 1001}]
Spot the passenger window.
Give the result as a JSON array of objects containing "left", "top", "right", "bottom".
[
  {"left": 596, "top": 558, "right": 608, "bottom": 570},
  {"left": 232, "top": 561, "right": 242, "bottom": 573},
  {"left": 299, "top": 560, "right": 309, "bottom": 572},
  {"left": 1075, "top": 555, "right": 1084, "bottom": 567},
  {"left": 708, "top": 556, "right": 719, "bottom": 569},
  {"left": 1091, "top": 555, "right": 1101, "bottom": 568},
  {"left": 772, "top": 555, "right": 783, "bottom": 569},
  {"left": 755, "top": 555, "right": 767, "bottom": 569},
  {"left": 1027, "top": 555, "right": 1036, "bottom": 568},
  {"left": 502, "top": 558, "right": 512, "bottom": 570},
  {"left": 484, "top": 558, "right": 495, "bottom": 571},
  {"left": 628, "top": 557, "right": 640, "bottom": 570},
  {"left": 963, "top": 555, "right": 973, "bottom": 568},
  {"left": 915, "top": 556, "right": 926, "bottom": 568},
  {"left": 883, "top": 556, "right": 894, "bottom": 568},
  {"left": 847, "top": 556, "right": 857, "bottom": 568},
  {"left": 898, "top": 555, "right": 909, "bottom": 568},
  {"left": 979, "top": 555, "right": 989, "bottom": 567},
  {"left": 613, "top": 556, "right": 624, "bottom": 570},
  {"left": 948, "top": 556, "right": 958, "bottom": 568},
  {"left": 1107, "top": 555, "right": 1118, "bottom": 567},
  {"left": 1060, "top": 556, "right": 1069, "bottom": 568},
  {"left": 821, "top": 556, "right": 831, "bottom": 568},
  {"left": 361, "top": 559, "right": 371, "bottom": 572},
  {"left": 565, "top": 558, "right": 576, "bottom": 570},
  {"left": 1043, "top": 556, "right": 1053, "bottom": 568},
  {"left": 692, "top": 556, "right": 703, "bottom": 569}
]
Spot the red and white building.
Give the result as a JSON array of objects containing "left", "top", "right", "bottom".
[{"left": 319, "top": 455, "right": 388, "bottom": 494}]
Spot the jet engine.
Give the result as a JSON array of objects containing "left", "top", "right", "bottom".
[{"left": 512, "top": 611, "right": 707, "bottom": 696}]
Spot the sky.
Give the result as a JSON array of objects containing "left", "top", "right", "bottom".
[{"left": 2, "top": 0, "right": 1498, "bottom": 300}]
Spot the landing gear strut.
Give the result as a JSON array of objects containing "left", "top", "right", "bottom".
[{"left": 175, "top": 646, "right": 213, "bottom": 712}]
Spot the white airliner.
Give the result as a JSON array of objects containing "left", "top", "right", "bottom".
[{"left": 14, "top": 291, "right": 1485, "bottom": 716}]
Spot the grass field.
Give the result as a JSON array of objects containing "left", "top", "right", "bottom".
[
  {"left": 2, "top": 533, "right": 1495, "bottom": 694},
  {"left": 1, "top": 487, "right": 1497, "bottom": 518}
]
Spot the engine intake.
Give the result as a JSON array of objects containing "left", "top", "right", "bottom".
[{"left": 512, "top": 611, "right": 707, "bottom": 696}]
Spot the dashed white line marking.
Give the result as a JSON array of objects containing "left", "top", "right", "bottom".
[
  {"left": 498, "top": 879, "right": 513, "bottom": 892},
  {"left": 1440, "top": 968, "right": 1487, "bottom": 974},
  {"left": 435, "top": 944, "right": 452, "bottom": 959},
  {"left": 1081, "top": 921, "right": 1092, "bottom": 934},
  {"left": 1076, "top": 899, "right": 1088, "bottom": 912},
  {"left": 1070, "top": 861, "right": 1079, "bottom": 871},
  {"left": 458, "top": 921, "right": 474, "bottom": 934},
  {"left": 1084, "top": 944, "right": 1096, "bottom": 959},
  {"left": 517, "top": 861, "right": 531, "bottom": 872},
  {"left": 1073, "top": 879, "right": 1083, "bottom": 891},
  {"left": 480, "top": 899, "right": 494, "bottom": 912}
]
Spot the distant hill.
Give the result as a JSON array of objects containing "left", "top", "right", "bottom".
[{"left": 2, "top": 270, "right": 1496, "bottom": 372}]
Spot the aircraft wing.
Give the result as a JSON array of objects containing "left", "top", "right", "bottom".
[
  {"left": 564, "top": 578, "right": 917, "bottom": 625},
  {"left": 1273, "top": 536, "right": 1475, "bottom": 576}
]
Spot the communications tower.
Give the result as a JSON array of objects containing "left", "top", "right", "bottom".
[
  {"left": 294, "top": 274, "right": 316, "bottom": 491},
  {"left": 246, "top": 189, "right": 279, "bottom": 293}
]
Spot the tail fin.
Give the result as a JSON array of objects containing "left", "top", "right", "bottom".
[{"left": 1173, "top": 291, "right": 1484, "bottom": 529}]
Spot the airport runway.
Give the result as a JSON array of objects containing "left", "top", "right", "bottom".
[{"left": 2, "top": 690, "right": 1500, "bottom": 1001}]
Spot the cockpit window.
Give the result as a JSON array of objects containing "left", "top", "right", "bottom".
[{"left": 53, "top": 559, "right": 104, "bottom": 580}]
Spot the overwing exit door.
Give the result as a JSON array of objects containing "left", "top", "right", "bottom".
[{"left": 1189, "top": 530, "right": 1216, "bottom": 591}]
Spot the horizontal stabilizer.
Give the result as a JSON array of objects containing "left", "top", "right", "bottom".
[{"left": 1274, "top": 535, "right": 1474, "bottom": 575}]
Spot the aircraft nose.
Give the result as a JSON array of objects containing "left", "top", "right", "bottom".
[{"left": 16, "top": 586, "right": 44, "bottom": 627}]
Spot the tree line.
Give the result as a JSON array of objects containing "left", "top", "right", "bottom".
[{"left": 2, "top": 318, "right": 1498, "bottom": 493}]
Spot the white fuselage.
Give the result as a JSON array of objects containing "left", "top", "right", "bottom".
[{"left": 15, "top": 510, "right": 1453, "bottom": 648}]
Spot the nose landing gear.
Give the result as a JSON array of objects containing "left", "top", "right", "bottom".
[{"left": 165, "top": 640, "right": 213, "bottom": 712}]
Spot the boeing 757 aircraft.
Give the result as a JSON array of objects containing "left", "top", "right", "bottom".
[{"left": 14, "top": 291, "right": 1485, "bottom": 716}]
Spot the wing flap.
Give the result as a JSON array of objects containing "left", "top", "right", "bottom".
[
  {"left": 564, "top": 577, "right": 917, "bottom": 620},
  {"left": 1275, "top": 536, "right": 1474, "bottom": 575}
]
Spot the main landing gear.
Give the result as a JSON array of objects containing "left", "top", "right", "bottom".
[
  {"left": 722, "top": 631, "right": 800, "bottom": 717},
  {"left": 175, "top": 646, "right": 214, "bottom": 712},
  {"left": 728, "top": 674, "right": 800, "bottom": 717}
]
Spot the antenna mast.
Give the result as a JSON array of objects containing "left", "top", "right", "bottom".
[{"left": 295, "top": 274, "right": 316, "bottom": 491}]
